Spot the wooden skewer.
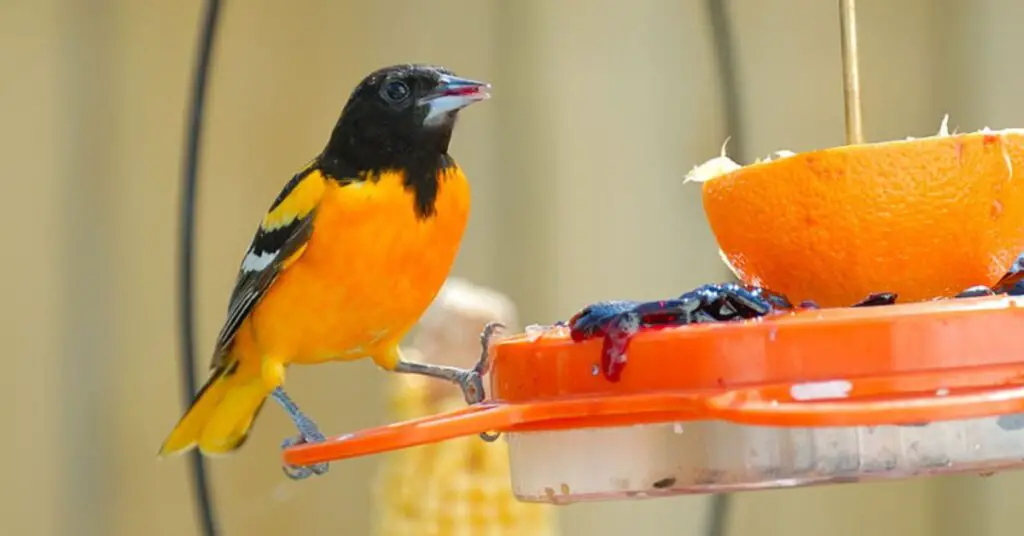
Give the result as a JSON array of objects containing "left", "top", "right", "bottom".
[{"left": 839, "top": 0, "right": 864, "bottom": 145}]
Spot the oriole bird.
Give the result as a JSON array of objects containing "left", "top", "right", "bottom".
[{"left": 159, "top": 64, "right": 492, "bottom": 479}]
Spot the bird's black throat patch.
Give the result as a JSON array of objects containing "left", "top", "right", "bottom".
[
  {"left": 318, "top": 123, "right": 459, "bottom": 220},
  {"left": 402, "top": 153, "right": 456, "bottom": 219}
]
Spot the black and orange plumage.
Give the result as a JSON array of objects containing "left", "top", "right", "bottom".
[{"left": 160, "top": 64, "right": 492, "bottom": 479}]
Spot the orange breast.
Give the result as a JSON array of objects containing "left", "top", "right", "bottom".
[{"left": 248, "top": 166, "right": 471, "bottom": 365}]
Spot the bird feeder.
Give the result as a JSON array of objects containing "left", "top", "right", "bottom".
[{"left": 283, "top": 295, "right": 1024, "bottom": 502}]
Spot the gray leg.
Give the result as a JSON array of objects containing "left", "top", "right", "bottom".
[
  {"left": 393, "top": 321, "right": 505, "bottom": 442},
  {"left": 270, "top": 387, "right": 330, "bottom": 480}
]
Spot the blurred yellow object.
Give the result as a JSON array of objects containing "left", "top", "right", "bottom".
[{"left": 372, "top": 360, "right": 558, "bottom": 536}]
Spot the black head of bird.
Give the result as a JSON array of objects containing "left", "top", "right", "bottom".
[{"left": 323, "top": 64, "right": 490, "bottom": 171}]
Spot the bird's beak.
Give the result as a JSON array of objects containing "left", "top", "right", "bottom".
[{"left": 420, "top": 74, "right": 490, "bottom": 125}]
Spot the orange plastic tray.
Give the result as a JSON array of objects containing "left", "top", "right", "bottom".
[{"left": 283, "top": 295, "right": 1024, "bottom": 469}]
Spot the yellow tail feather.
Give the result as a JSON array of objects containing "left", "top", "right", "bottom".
[{"left": 159, "top": 363, "right": 272, "bottom": 457}]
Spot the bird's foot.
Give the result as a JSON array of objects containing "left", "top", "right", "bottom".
[
  {"left": 280, "top": 432, "right": 330, "bottom": 480},
  {"left": 467, "top": 321, "right": 504, "bottom": 442},
  {"left": 446, "top": 321, "right": 504, "bottom": 408},
  {"left": 270, "top": 387, "right": 330, "bottom": 480},
  {"left": 391, "top": 321, "right": 505, "bottom": 442}
]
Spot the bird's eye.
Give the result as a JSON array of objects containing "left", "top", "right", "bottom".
[{"left": 383, "top": 80, "right": 411, "bottom": 103}]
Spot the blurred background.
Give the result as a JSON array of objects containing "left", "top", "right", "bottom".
[{"left": 5, "top": 0, "right": 1024, "bottom": 535}]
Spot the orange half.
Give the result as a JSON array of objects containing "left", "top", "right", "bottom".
[{"left": 690, "top": 121, "right": 1024, "bottom": 307}]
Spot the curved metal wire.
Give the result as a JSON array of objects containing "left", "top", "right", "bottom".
[
  {"left": 706, "top": 0, "right": 746, "bottom": 163},
  {"left": 704, "top": 490, "right": 734, "bottom": 536},
  {"left": 178, "top": 0, "right": 224, "bottom": 535},
  {"left": 703, "top": 1, "right": 743, "bottom": 535}
]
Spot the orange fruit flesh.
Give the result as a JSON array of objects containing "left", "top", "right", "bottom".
[{"left": 693, "top": 126, "right": 1024, "bottom": 308}]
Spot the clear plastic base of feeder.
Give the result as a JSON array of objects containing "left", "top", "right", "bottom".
[{"left": 505, "top": 414, "right": 1024, "bottom": 504}]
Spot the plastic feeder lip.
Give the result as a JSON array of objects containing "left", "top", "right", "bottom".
[{"left": 283, "top": 295, "right": 1024, "bottom": 503}]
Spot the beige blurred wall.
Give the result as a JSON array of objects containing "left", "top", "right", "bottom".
[{"left": 3, "top": 0, "right": 1024, "bottom": 535}]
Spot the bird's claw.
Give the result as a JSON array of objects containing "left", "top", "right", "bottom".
[
  {"left": 280, "top": 431, "right": 329, "bottom": 480},
  {"left": 457, "top": 321, "right": 504, "bottom": 406},
  {"left": 393, "top": 321, "right": 504, "bottom": 444},
  {"left": 451, "top": 371, "right": 501, "bottom": 443},
  {"left": 268, "top": 386, "right": 330, "bottom": 480},
  {"left": 474, "top": 321, "right": 505, "bottom": 376},
  {"left": 454, "top": 368, "right": 486, "bottom": 406},
  {"left": 465, "top": 321, "right": 505, "bottom": 442},
  {"left": 479, "top": 431, "right": 501, "bottom": 442}
]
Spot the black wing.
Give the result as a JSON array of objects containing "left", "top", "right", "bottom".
[{"left": 209, "top": 167, "right": 324, "bottom": 369}]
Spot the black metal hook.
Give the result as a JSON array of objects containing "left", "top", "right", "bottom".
[
  {"left": 178, "top": 1, "right": 223, "bottom": 535},
  {"left": 703, "top": 1, "right": 741, "bottom": 536}
]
